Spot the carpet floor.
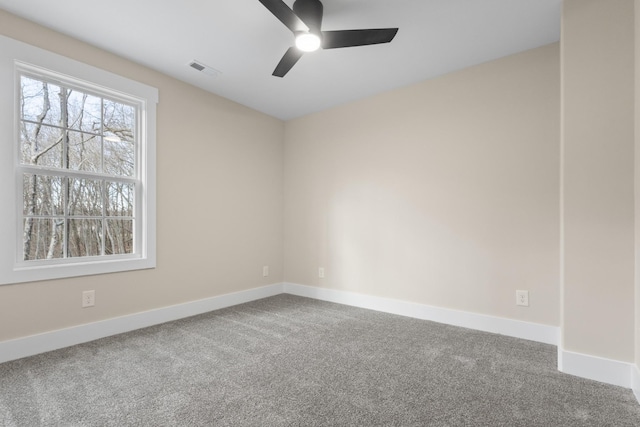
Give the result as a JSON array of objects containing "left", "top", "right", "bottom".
[{"left": 1, "top": 294, "right": 639, "bottom": 426}]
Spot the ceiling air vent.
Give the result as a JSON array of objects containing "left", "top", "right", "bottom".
[{"left": 188, "top": 60, "right": 221, "bottom": 77}]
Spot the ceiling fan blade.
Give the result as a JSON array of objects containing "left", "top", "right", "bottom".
[
  {"left": 321, "top": 28, "right": 399, "bottom": 49},
  {"left": 273, "top": 47, "right": 305, "bottom": 77},
  {"left": 258, "top": 0, "right": 309, "bottom": 33}
]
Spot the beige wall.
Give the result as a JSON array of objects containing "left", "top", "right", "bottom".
[
  {"left": 636, "top": 0, "right": 640, "bottom": 369},
  {"left": 284, "top": 44, "right": 560, "bottom": 326},
  {"left": 0, "top": 10, "right": 285, "bottom": 341},
  {"left": 562, "top": 0, "right": 635, "bottom": 362}
]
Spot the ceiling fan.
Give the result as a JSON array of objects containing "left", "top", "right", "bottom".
[{"left": 258, "top": 0, "right": 399, "bottom": 77}]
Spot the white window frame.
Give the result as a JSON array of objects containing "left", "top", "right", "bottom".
[{"left": 0, "top": 35, "right": 157, "bottom": 285}]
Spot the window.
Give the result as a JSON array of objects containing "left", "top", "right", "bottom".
[
  {"left": 20, "top": 72, "right": 138, "bottom": 262},
  {"left": 0, "top": 35, "right": 157, "bottom": 285}
]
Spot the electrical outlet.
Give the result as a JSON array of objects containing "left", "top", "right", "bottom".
[
  {"left": 263, "top": 265, "right": 269, "bottom": 277},
  {"left": 516, "top": 290, "right": 529, "bottom": 307},
  {"left": 82, "top": 290, "right": 95, "bottom": 308},
  {"left": 318, "top": 267, "right": 325, "bottom": 279}
]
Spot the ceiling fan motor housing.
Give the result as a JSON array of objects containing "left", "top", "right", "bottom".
[{"left": 293, "top": 0, "right": 323, "bottom": 34}]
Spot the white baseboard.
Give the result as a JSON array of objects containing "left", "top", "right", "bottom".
[
  {"left": 558, "top": 347, "right": 633, "bottom": 388},
  {"left": 283, "top": 283, "right": 559, "bottom": 345},
  {"left": 0, "top": 283, "right": 284, "bottom": 364},
  {"left": 632, "top": 364, "right": 640, "bottom": 403}
]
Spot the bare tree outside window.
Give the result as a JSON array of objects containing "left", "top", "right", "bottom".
[{"left": 20, "top": 75, "right": 136, "bottom": 261}]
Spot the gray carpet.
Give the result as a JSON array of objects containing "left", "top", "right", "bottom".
[{"left": 1, "top": 294, "right": 639, "bottom": 426}]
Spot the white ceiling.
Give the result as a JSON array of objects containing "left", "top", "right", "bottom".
[{"left": 0, "top": 0, "right": 561, "bottom": 120}]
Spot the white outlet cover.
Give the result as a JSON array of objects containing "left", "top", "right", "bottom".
[
  {"left": 516, "top": 290, "right": 529, "bottom": 307},
  {"left": 82, "top": 290, "right": 95, "bottom": 308}
]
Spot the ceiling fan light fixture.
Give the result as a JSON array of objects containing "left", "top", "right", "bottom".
[
  {"left": 295, "top": 32, "right": 321, "bottom": 52},
  {"left": 259, "top": 0, "right": 398, "bottom": 77}
]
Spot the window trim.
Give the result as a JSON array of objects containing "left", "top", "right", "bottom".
[{"left": 0, "top": 34, "right": 157, "bottom": 285}]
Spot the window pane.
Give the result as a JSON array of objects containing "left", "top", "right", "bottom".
[
  {"left": 104, "top": 99, "right": 135, "bottom": 142},
  {"left": 106, "top": 182, "right": 133, "bottom": 216},
  {"left": 68, "top": 219, "right": 102, "bottom": 257},
  {"left": 104, "top": 140, "right": 134, "bottom": 176},
  {"left": 23, "top": 218, "right": 64, "bottom": 260},
  {"left": 105, "top": 219, "right": 133, "bottom": 255},
  {"left": 67, "top": 90, "right": 102, "bottom": 133},
  {"left": 20, "top": 77, "right": 63, "bottom": 127},
  {"left": 68, "top": 178, "right": 102, "bottom": 216},
  {"left": 23, "top": 174, "right": 64, "bottom": 216},
  {"left": 20, "top": 123, "right": 64, "bottom": 168},
  {"left": 104, "top": 99, "right": 135, "bottom": 177},
  {"left": 68, "top": 131, "right": 102, "bottom": 172}
]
